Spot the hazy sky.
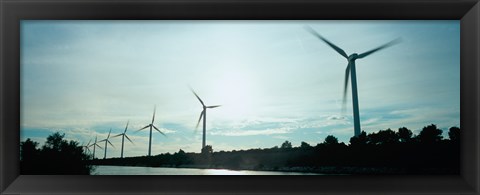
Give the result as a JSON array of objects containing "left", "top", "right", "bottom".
[{"left": 21, "top": 20, "right": 460, "bottom": 158}]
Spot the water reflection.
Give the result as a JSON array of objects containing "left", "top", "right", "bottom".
[
  {"left": 203, "top": 169, "right": 247, "bottom": 175},
  {"left": 93, "top": 165, "right": 321, "bottom": 175}
]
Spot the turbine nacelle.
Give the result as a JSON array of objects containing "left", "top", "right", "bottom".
[{"left": 348, "top": 53, "right": 359, "bottom": 61}]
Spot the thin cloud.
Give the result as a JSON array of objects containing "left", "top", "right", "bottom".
[{"left": 211, "top": 127, "right": 294, "bottom": 136}]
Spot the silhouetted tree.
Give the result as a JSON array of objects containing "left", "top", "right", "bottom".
[
  {"left": 21, "top": 132, "right": 93, "bottom": 174},
  {"left": 43, "top": 132, "right": 65, "bottom": 151},
  {"left": 324, "top": 135, "right": 339, "bottom": 145},
  {"left": 349, "top": 131, "right": 368, "bottom": 146},
  {"left": 418, "top": 124, "right": 443, "bottom": 144},
  {"left": 172, "top": 149, "right": 192, "bottom": 166},
  {"left": 397, "top": 127, "right": 413, "bottom": 143},
  {"left": 300, "top": 141, "right": 312, "bottom": 148},
  {"left": 280, "top": 141, "right": 292, "bottom": 149},
  {"left": 202, "top": 145, "right": 213, "bottom": 154},
  {"left": 368, "top": 129, "right": 397, "bottom": 145},
  {"left": 20, "top": 138, "right": 39, "bottom": 161},
  {"left": 20, "top": 139, "right": 40, "bottom": 174},
  {"left": 448, "top": 126, "right": 460, "bottom": 142}
]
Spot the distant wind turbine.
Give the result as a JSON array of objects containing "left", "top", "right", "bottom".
[
  {"left": 88, "top": 135, "right": 103, "bottom": 159},
  {"left": 99, "top": 129, "right": 115, "bottom": 159},
  {"left": 82, "top": 139, "right": 92, "bottom": 154},
  {"left": 112, "top": 121, "right": 134, "bottom": 158},
  {"left": 137, "top": 106, "right": 166, "bottom": 156},
  {"left": 190, "top": 87, "right": 221, "bottom": 152},
  {"left": 305, "top": 26, "right": 401, "bottom": 137}
]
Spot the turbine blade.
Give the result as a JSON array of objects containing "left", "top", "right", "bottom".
[
  {"left": 108, "top": 140, "right": 115, "bottom": 148},
  {"left": 107, "top": 129, "right": 112, "bottom": 138},
  {"left": 86, "top": 139, "right": 92, "bottom": 146},
  {"left": 357, "top": 38, "right": 401, "bottom": 59},
  {"left": 153, "top": 125, "right": 167, "bottom": 137},
  {"left": 152, "top": 106, "right": 156, "bottom": 124},
  {"left": 304, "top": 26, "right": 348, "bottom": 59},
  {"left": 111, "top": 134, "right": 123, "bottom": 138},
  {"left": 124, "top": 120, "right": 129, "bottom": 133},
  {"left": 124, "top": 134, "right": 134, "bottom": 144},
  {"left": 136, "top": 125, "right": 150, "bottom": 132},
  {"left": 95, "top": 144, "right": 103, "bottom": 150},
  {"left": 342, "top": 64, "right": 351, "bottom": 113},
  {"left": 206, "top": 105, "right": 221, "bottom": 109},
  {"left": 195, "top": 110, "right": 205, "bottom": 131},
  {"left": 190, "top": 87, "right": 205, "bottom": 106}
]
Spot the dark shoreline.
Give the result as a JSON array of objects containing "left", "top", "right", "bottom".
[{"left": 21, "top": 125, "right": 460, "bottom": 175}]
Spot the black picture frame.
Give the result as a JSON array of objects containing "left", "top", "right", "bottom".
[{"left": 1, "top": 0, "right": 479, "bottom": 194}]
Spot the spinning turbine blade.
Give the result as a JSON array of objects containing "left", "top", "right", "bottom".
[
  {"left": 111, "top": 134, "right": 123, "bottom": 138},
  {"left": 207, "top": 105, "right": 221, "bottom": 108},
  {"left": 305, "top": 26, "right": 348, "bottom": 59},
  {"left": 195, "top": 110, "right": 205, "bottom": 131},
  {"left": 357, "top": 38, "right": 401, "bottom": 59},
  {"left": 137, "top": 125, "right": 151, "bottom": 132},
  {"left": 107, "top": 140, "right": 115, "bottom": 148},
  {"left": 125, "top": 134, "right": 134, "bottom": 144},
  {"left": 152, "top": 106, "right": 156, "bottom": 124},
  {"left": 107, "top": 129, "right": 112, "bottom": 139},
  {"left": 190, "top": 88, "right": 205, "bottom": 106},
  {"left": 124, "top": 121, "right": 129, "bottom": 133},
  {"left": 153, "top": 125, "right": 167, "bottom": 137}
]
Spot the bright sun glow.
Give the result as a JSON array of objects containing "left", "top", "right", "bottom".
[{"left": 211, "top": 67, "right": 256, "bottom": 120}]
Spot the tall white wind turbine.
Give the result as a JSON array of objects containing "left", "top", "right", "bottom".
[
  {"left": 190, "top": 88, "right": 221, "bottom": 152},
  {"left": 137, "top": 106, "right": 166, "bottom": 156},
  {"left": 99, "top": 129, "right": 115, "bottom": 159},
  {"left": 88, "top": 135, "right": 103, "bottom": 159},
  {"left": 306, "top": 26, "right": 400, "bottom": 137},
  {"left": 82, "top": 139, "right": 92, "bottom": 154},
  {"left": 112, "top": 121, "right": 134, "bottom": 158}
]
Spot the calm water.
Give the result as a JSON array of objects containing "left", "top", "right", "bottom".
[{"left": 92, "top": 165, "right": 321, "bottom": 175}]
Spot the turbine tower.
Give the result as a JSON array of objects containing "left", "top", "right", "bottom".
[
  {"left": 306, "top": 26, "right": 400, "bottom": 137},
  {"left": 137, "top": 106, "right": 166, "bottom": 156},
  {"left": 99, "top": 129, "right": 114, "bottom": 159},
  {"left": 88, "top": 135, "right": 103, "bottom": 159},
  {"left": 190, "top": 88, "right": 221, "bottom": 152},
  {"left": 112, "top": 121, "right": 134, "bottom": 158}
]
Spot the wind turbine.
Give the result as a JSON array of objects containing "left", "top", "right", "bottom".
[
  {"left": 112, "top": 121, "right": 133, "bottom": 158},
  {"left": 137, "top": 106, "right": 166, "bottom": 156},
  {"left": 88, "top": 135, "right": 103, "bottom": 159},
  {"left": 190, "top": 88, "right": 221, "bottom": 152},
  {"left": 99, "top": 129, "right": 115, "bottom": 159},
  {"left": 82, "top": 139, "right": 92, "bottom": 154},
  {"left": 305, "top": 26, "right": 400, "bottom": 137}
]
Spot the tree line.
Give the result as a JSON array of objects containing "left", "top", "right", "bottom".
[
  {"left": 90, "top": 124, "right": 460, "bottom": 174},
  {"left": 20, "top": 132, "right": 93, "bottom": 174},
  {"left": 21, "top": 124, "right": 459, "bottom": 174}
]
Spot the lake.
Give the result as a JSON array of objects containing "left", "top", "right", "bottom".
[{"left": 92, "top": 165, "right": 321, "bottom": 175}]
